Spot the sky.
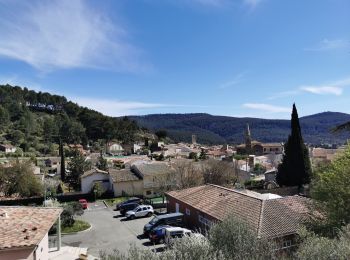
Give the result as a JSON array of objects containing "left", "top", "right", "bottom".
[{"left": 0, "top": 0, "right": 349, "bottom": 119}]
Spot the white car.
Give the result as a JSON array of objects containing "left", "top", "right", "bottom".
[
  {"left": 125, "top": 205, "right": 154, "bottom": 219},
  {"left": 164, "top": 227, "right": 193, "bottom": 246}
]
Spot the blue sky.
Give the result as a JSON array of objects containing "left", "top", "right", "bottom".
[{"left": 0, "top": 0, "right": 349, "bottom": 119}]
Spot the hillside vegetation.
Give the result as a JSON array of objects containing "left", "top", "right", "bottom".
[
  {"left": 0, "top": 85, "right": 139, "bottom": 156},
  {"left": 131, "top": 112, "right": 350, "bottom": 145}
]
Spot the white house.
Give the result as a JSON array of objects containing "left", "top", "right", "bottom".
[
  {"left": 80, "top": 168, "right": 111, "bottom": 193},
  {"left": 0, "top": 144, "right": 16, "bottom": 153},
  {"left": 107, "top": 143, "right": 124, "bottom": 155}
]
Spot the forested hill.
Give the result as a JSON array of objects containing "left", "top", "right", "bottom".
[
  {"left": 0, "top": 85, "right": 139, "bottom": 155},
  {"left": 130, "top": 112, "right": 350, "bottom": 145}
]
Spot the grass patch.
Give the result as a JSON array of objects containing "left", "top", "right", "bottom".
[
  {"left": 148, "top": 196, "right": 167, "bottom": 204},
  {"left": 102, "top": 197, "right": 128, "bottom": 207},
  {"left": 62, "top": 220, "right": 90, "bottom": 234}
]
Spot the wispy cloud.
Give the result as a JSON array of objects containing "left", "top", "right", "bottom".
[
  {"left": 267, "top": 90, "right": 300, "bottom": 100},
  {"left": 0, "top": 0, "right": 151, "bottom": 72},
  {"left": 305, "top": 39, "right": 350, "bottom": 52},
  {"left": 219, "top": 72, "right": 245, "bottom": 89},
  {"left": 70, "top": 97, "right": 211, "bottom": 116},
  {"left": 300, "top": 77, "right": 350, "bottom": 96},
  {"left": 0, "top": 75, "right": 42, "bottom": 91},
  {"left": 243, "top": 103, "right": 290, "bottom": 113},
  {"left": 268, "top": 77, "right": 350, "bottom": 100},
  {"left": 191, "top": 0, "right": 228, "bottom": 7},
  {"left": 71, "top": 97, "right": 166, "bottom": 117},
  {"left": 300, "top": 86, "right": 343, "bottom": 96}
]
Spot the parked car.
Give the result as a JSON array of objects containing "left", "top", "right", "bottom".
[
  {"left": 116, "top": 197, "right": 142, "bottom": 210},
  {"left": 78, "top": 199, "right": 88, "bottom": 210},
  {"left": 119, "top": 202, "right": 139, "bottom": 216},
  {"left": 125, "top": 205, "right": 154, "bottom": 220},
  {"left": 149, "top": 225, "right": 172, "bottom": 244},
  {"left": 143, "top": 213, "right": 184, "bottom": 235},
  {"left": 164, "top": 227, "right": 192, "bottom": 246}
]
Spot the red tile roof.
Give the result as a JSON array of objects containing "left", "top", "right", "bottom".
[
  {"left": 0, "top": 206, "right": 62, "bottom": 250},
  {"left": 166, "top": 184, "right": 309, "bottom": 239}
]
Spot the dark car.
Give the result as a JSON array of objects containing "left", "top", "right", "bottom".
[
  {"left": 119, "top": 202, "right": 139, "bottom": 216},
  {"left": 116, "top": 197, "right": 142, "bottom": 210},
  {"left": 149, "top": 225, "right": 171, "bottom": 244},
  {"left": 144, "top": 213, "right": 184, "bottom": 235}
]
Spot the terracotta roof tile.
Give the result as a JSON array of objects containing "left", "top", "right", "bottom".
[
  {"left": 0, "top": 206, "right": 62, "bottom": 250},
  {"left": 166, "top": 185, "right": 309, "bottom": 239}
]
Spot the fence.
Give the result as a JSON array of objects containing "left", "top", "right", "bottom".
[{"left": 0, "top": 191, "right": 115, "bottom": 206}]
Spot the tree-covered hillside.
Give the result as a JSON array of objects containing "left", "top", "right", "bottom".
[
  {"left": 131, "top": 112, "right": 350, "bottom": 145},
  {"left": 0, "top": 85, "right": 139, "bottom": 156}
]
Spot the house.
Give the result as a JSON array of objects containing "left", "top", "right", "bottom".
[
  {"left": 107, "top": 143, "right": 124, "bottom": 155},
  {"left": 109, "top": 168, "right": 143, "bottom": 197},
  {"left": 236, "top": 124, "right": 284, "bottom": 156},
  {"left": 80, "top": 168, "right": 111, "bottom": 194},
  {"left": 68, "top": 144, "right": 86, "bottom": 155},
  {"left": 132, "top": 161, "right": 175, "bottom": 197},
  {"left": 166, "top": 184, "right": 309, "bottom": 251},
  {"left": 0, "top": 206, "right": 62, "bottom": 260},
  {"left": 310, "top": 147, "right": 344, "bottom": 166},
  {"left": 0, "top": 144, "right": 17, "bottom": 153}
]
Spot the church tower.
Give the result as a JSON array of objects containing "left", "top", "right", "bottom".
[{"left": 245, "top": 123, "right": 252, "bottom": 155}]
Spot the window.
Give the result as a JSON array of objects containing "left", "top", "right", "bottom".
[
  {"left": 186, "top": 208, "right": 190, "bottom": 216},
  {"left": 281, "top": 240, "right": 292, "bottom": 249},
  {"left": 146, "top": 190, "right": 152, "bottom": 195},
  {"left": 198, "top": 214, "right": 213, "bottom": 227}
]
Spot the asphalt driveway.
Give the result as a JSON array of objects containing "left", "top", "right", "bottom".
[{"left": 62, "top": 201, "right": 158, "bottom": 257}]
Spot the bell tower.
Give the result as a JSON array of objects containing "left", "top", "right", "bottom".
[{"left": 245, "top": 123, "right": 252, "bottom": 154}]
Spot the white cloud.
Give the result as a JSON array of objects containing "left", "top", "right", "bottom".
[
  {"left": 71, "top": 97, "right": 166, "bottom": 117},
  {"left": 243, "top": 103, "right": 290, "bottom": 113},
  {"left": 305, "top": 39, "right": 349, "bottom": 52},
  {"left": 219, "top": 72, "right": 245, "bottom": 89},
  {"left": 300, "top": 77, "right": 350, "bottom": 96},
  {"left": 300, "top": 86, "right": 343, "bottom": 96},
  {"left": 0, "top": 0, "right": 150, "bottom": 72}
]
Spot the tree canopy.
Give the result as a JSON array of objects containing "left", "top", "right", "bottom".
[
  {"left": 308, "top": 145, "right": 350, "bottom": 236},
  {"left": 0, "top": 85, "right": 140, "bottom": 156}
]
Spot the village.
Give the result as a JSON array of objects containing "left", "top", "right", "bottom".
[
  {"left": 0, "top": 1, "right": 349, "bottom": 259},
  {"left": 0, "top": 119, "right": 348, "bottom": 260}
]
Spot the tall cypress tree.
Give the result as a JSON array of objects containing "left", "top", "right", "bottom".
[
  {"left": 59, "top": 138, "right": 66, "bottom": 181},
  {"left": 276, "top": 104, "right": 311, "bottom": 187}
]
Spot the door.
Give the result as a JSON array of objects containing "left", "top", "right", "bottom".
[
  {"left": 135, "top": 208, "right": 142, "bottom": 217},
  {"left": 175, "top": 203, "right": 179, "bottom": 213}
]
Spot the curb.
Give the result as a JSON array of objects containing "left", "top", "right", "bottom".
[
  {"left": 61, "top": 223, "right": 93, "bottom": 236},
  {"left": 102, "top": 200, "right": 109, "bottom": 208}
]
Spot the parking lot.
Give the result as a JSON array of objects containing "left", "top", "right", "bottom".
[{"left": 61, "top": 201, "right": 164, "bottom": 257}]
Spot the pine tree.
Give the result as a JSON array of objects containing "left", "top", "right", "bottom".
[
  {"left": 276, "top": 104, "right": 311, "bottom": 187},
  {"left": 59, "top": 138, "right": 66, "bottom": 181}
]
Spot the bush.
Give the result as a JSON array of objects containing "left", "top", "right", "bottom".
[
  {"left": 209, "top": 215, "right": 274, "bottom": 260},
  {"left": 61, "top": 202, "right": 84, "bottom": 227},
  {"left": 295, "top": 225, "right": 350, "bottom": 259}
]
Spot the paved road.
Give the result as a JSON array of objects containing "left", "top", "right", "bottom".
[{"left": 62, "top": 201, "right": 160, "bottom": 257}]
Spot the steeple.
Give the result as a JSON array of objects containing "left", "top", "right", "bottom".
[{"left": 245, "top": 123, "right": 252, "bottom": 154}]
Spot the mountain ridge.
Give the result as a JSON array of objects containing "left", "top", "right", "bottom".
[{"left": 130, "top": 112, "right": 350, "bottom": 145}]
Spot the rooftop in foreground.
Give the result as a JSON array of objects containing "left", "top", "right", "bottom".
[
  {"left": 0, "top": 206, "right": 62, "bottom": 250},
  {"left": 166, "top": 184, "right": 309, "bottom": 239}
]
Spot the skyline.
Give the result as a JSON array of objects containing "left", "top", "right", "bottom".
[{"left": 0, "top": 0, "right": 349, "bottom": 119}]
